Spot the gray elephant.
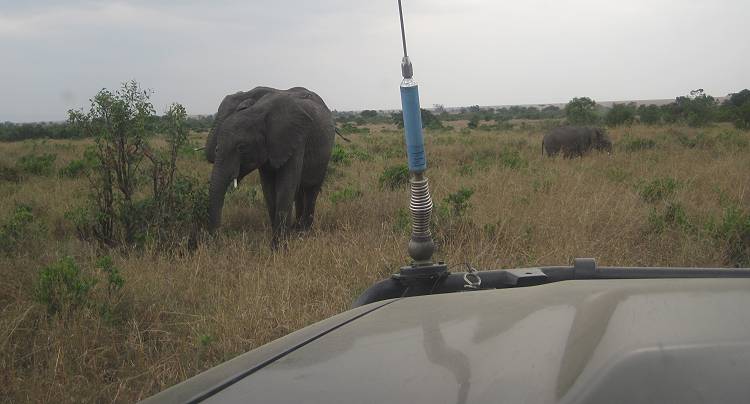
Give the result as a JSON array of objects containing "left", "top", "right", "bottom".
[
  {"left": 206, "top": 87, "right": 335, "bottom": 247},
  {"left": 542, "top": 126, "right": 612, "bottom": 158}
]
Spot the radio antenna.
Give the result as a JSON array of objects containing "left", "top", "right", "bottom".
[{"left": 394, "top": 0, "right": 446, "bottom": 280}]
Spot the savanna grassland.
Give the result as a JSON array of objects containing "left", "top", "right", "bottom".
[{"left": 1, "top": 122, "right": 750, "bottom": 402}]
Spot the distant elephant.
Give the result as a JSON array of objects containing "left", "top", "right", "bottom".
[
  {"left": 206, "top": 87, "right": 335, "bottom": 247},
  {"left": 542, "top": 126, "right": 612, "bottom": 158}
]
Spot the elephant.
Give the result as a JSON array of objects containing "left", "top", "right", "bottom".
[
  {"left": 205, "top": 87, "right": 327, "bottom": 163},
  {"left": 542, "top": 126, "right": 612, "bottom": 158},
  {"left": 206, "top": 87, "right": 335, "bottom": 247}
]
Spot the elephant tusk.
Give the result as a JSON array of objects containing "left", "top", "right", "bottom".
[
  {"left": 232, "top": 178, "right": 238, "bottom": 189},
  {"left": 194, "top": 146, "right": 206, "bottom": 151}
]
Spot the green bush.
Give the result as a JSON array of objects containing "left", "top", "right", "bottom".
[
  {"left": 0, "top": 162, "right": 20, "bottom": 183},
  {"left": 443, "top": 188, "right": 474, "bottom": 217},
  {"left": 379, "top": 164, "right": 409, "bottom": 190},
  {"left": 638, "top": 104, "right": 661, "bottom": 125},
  {"left": 33, "top": 255, "right": 128, "bottom": 318},
  {"left": 605, "top": 103, "right": 636, "bottom": 127},
  {"left": 34, "top": 257, "right": 95, "bottom": 314},
  {"left": 622, "top": 136, "right": 656, "bottom": 152},
  {"left": 96, "top": 255, "right": 124, "bottom": 296},
  {"left": 330, "top": 144, "right": 351, "bottom": 165},
  {"left": 393, "top": 207, "right": 410, "bottom": 233},
  {"left": 715, "top": 131, "right": 748, "bottom": 149},
  {"left": 0, "top": 204, "right": 45, "bottom": 255},
  {"left": 67, "top": 81, "right": 199, "bottom": 248},
  {"left": 58, "top": 159, "right": 87, "bottom": 178},
  {"left": 676, "top": 132, "right": 715, "bottom": 149},
  {"left": 640, "top": 177, "right": 680, "bottom": 203},
  {"left": 648, "top": 202, "right": 690, "bottom": 233},
  {"left": 329, "top": 186, "right": 362, "bottom": 204},
  {"left": 340, "top": 123, "right": 370, "bottom": 135},
  {"left": 710, "top": 205, "right": 750, "bottom": 267},
  {"left": 498, "top": 149, "right": 528, "bottom": 170},
  {"left": 16, "top": 153, "right": 57, "bottom": 176}
]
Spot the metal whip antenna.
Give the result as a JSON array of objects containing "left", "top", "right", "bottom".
[{"left": 395, "top": 0, "right": 445, "bottom": 279}]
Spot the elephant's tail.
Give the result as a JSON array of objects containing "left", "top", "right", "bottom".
[
  {"left": 335, "top": 127, "right": 351, "bottom": 143},
  {"left": 541, "top": 139, "right": 544, "bottom": 157}
]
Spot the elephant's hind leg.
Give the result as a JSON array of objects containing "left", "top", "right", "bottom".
[
  {"left": 270, "top": 155, "right": 304, "bottom": 248},
  {"left": 259, "top": 168, "right": 276, "bottom": 225},
  {"left": 293, "top": 188, "right": 304, "bottom": 230},
  {"left": 300, "top": 186, "right": 320, "bottom": 231}
]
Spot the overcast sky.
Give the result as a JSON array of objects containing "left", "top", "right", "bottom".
[{"left": 1, "top": 0, "right": 749, "bottom": 122}]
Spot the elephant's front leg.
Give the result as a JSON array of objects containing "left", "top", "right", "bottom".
[{"left": 270, "top": 154, "right": 304, "bottom": 248}]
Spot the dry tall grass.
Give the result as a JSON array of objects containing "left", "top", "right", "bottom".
[{"left": 1, "top": 123, "right": 749, "bottom": 402}]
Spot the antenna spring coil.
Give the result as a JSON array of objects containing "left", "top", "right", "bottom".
[{"left": 409, "top": 176, "right": 433, "bottom": 240}]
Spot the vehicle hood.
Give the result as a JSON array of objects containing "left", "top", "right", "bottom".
[{"left": 146, "top": 278, "right": 750, "bottom": 403}]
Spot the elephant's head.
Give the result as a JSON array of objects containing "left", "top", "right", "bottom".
[
  {"left": 593, "top": 128, "right": 613, "bottom": 153},
  {"left": 208, "top": 94, "right": 313, "bottom": 231},
  {"left": 205, "top": 87, "right": 277, "bottom": 163}
]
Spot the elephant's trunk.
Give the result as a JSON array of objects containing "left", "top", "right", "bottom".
[
  {"left": 205, "top": 118, "right": 222, "bottom": 163},
  {"left": 208, "top": 161, "right": 236, "bottom": 233}
]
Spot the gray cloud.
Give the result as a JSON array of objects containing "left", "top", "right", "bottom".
[{"left": 1, "top": 0, "right": 748, "bottom": 122}]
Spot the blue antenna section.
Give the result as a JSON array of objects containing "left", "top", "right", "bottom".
[{"left": 400, "top": 80, "right": 426, "bottom": 172}]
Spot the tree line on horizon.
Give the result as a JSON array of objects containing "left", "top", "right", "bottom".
[{"left": 1, "top": 88, "right": 748, "bottom": 141}]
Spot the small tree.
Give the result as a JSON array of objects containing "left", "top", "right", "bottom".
[
  {"left": 68, "top": 81, "right": 206, "bottom": 247},
  {"left": 565, "top": 97, "right": 598, "bottom": 125},
  {"left": 674, "top": 89, "right": 717, "bottom": 127},
  {"left": 722, "top": 89, "right": 750, "bottom": 129}
]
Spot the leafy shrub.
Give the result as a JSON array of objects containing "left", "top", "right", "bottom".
[
  {"left": 605, "top": 103, "right": 636, "bottom": 126},
  {"left": 349, "top": 147, "right": 372, "bottom": 161},
  {"left": 648, "top": 202, "right": 690, "bottom": 233},
  {"left": 443, "top": 188, "right": 474, "bottom": 217},
  {"left": 640, "top": 177, "right": 680, "bottom": 203},
  {"left": 58, "top": 159, "right": 87, "bottom": 178},
  {"left": 33, "top": 255, "right": 128, "bottom": 318},
  {"left": 329, "top": 186, "right": 362, "bottom": 204},
  {"left": 709, "top": 205, "right": 750, "bottom": 267},
  {"left": 0, "top": 163, "right": 20, "bottom": 183},
  {"left": 34, "top": 257, "right": 95, "bottom": 314},
  {"left": 638, "top": 104, "right": 661, "bottom": 125},
  {"left": 67, "top": 81, "right": 201, "bottom": 248},
  {"left": 393, "top": 207, "right": 410, "bottom": 233},
  {"left": 340, "top": 123, "right": 370, "bottom": 135},
  {"left": 330, "top": 144, "right": 351, "bottom": 165},
  {"left": 676, "top": 132, "right": 715, "bottom": 149},
  {"left": 16, "top": 153, "right": 56, "bottom": 176},
  {"left": 379, "top": 164, "right": 409, "bottom": 190},
  {"left": 498, "top": 149, "right": 528, "bottom": 170},
  {"left": 715, "top": 131, "right": 748, "bottom": 149},
  {"left": 96, "top": 255, "right": 124, "bottom": 296},
  {"left": 622, "top": 136, "right": 656, "bottom": 152},
  {"left": 0, "top": 204, "right": 45, "bottom": 255}
]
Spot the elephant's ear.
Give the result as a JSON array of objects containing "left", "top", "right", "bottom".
[
  {"left": 236, "top": 98, "right": 256, "bottom": 111},
  {"left": 263, "top": 95, "right": 312, "bottom": 169}
]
